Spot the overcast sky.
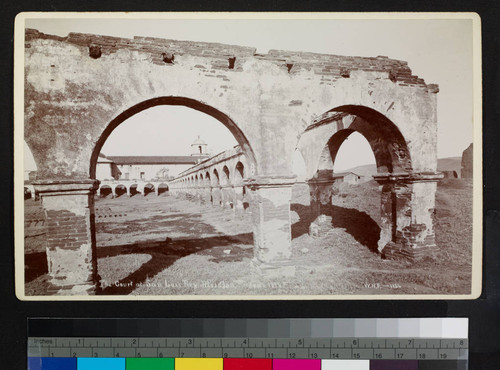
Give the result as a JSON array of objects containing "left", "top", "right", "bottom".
[{"left": 23, "top": 15, "right": 475, "bottom": 172}]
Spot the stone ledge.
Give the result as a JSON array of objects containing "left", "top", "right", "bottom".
[
  {"left": 374, "top": 172, "right": 444, "bottom": 184},
  {"left": 33, "top": 179, "right": 100, "bottom": 194},
  {"left": 244, "top": 175, "right": 297, "bottom": 189},
  {"left": 306, "top": 176, "right": 337, "bottom": 185}
]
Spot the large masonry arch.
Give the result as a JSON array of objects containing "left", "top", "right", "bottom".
[
  {"left": 89, "top": 96, "right": 257, "bottom": 180},
  {"left": 25, "top": 29, "right": 442, "bottom": 294},
  {"left": 296, "top": 105, "right": 442, "bottom": 260}
]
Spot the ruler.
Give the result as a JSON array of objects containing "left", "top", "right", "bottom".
[{"left": 28, "top": 336, "right": 468, "bottom": 360}]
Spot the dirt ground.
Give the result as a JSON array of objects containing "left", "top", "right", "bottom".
[{"left": 24, "top": 179, "right": 473, "bottom": 296}]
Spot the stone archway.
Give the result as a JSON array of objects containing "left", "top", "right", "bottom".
[
  {"left": 32, "top": 97, "right": 258, "bottom": 295},
  {"left": 24, "top": 29, "right": 441, "bottom": 294},
  {"left": 296, "top": 105, "right": 442, "bottom": 261},
  {"left": 157, "top": 183, "right": 169, "bottom": 196}
]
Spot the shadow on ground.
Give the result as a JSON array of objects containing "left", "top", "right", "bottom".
[
  {"left": 25, "top": 251, "right": 48, "bottom": 283},
  {"left": 291, "top": 203, "right": 381, "bottom": 253},
  {"left": 95, "top": 212, "right": 217, "bottom": 235},
  {"left": 97, "top": 232, "right": 253, "bottom": 295}
]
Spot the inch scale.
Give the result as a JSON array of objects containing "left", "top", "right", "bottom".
[{"left": 28, "top": 337, "right": 468, "bottom": 361}]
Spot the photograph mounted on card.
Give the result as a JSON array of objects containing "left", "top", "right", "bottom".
[{"left": 14, "top": 12, "right": 482, "bottom": 299}]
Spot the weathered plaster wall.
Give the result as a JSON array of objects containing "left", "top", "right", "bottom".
[
  {"left": 24, "top": 30, "right": 443, "bottom": 290},
  {"left": 25, "top": 29, "right": 438, "bottom": 181}
]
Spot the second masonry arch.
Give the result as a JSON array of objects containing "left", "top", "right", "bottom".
[{"left": 297, "top": 105, "right": 440, "bottom": 260}]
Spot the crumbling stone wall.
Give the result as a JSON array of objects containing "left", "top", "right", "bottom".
[
  {"left": 25, "top": 29, "right": 438, "bottom": 179},
  {"left": 461, "top": 143, "right": 473, "bottom": 178},
  {"left": 24, "top": 29, "right": 441, "bottom": 293}
]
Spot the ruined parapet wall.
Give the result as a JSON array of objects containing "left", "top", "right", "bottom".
[
  {"left": 24, "top": 29, "right": 438, "bottom": 180},
  {"left": 26, "top": 29, "right": 431, "bottom": 88},
  {"left": 25, "top": 29, "right": 256, "bottom": 68},
  {"left": 260, "top": 50, "right": 435, "bottom": 90}
]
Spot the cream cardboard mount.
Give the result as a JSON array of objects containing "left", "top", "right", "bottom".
[{"left": 14, "top": 12, "right": 482, "bottom": 300}]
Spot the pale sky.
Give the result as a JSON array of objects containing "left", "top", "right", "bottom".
[{"left": 23, "top": 16, "right": 474, "bottom": 172}]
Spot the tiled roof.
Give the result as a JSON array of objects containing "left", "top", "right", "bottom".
[
  {"left": 106, "top": 156, "right": 199, "bottom": 165},
  {"left": 97, "top": 157, "right": 113, "bottom": 163}
]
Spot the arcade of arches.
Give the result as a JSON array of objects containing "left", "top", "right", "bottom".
[{"left": 24, "top": 29, "right": 442, "bottom": 294}]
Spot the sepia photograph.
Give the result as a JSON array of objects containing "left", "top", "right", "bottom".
[{"left": 15, "top": 13, "right": 482, "bottom": 299}]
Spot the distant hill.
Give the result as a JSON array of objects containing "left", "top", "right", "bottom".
[
  {"left": 342, "top": 157, "right": 462, "bottom": 178},
  {"left": 342, "top": 163, "right": 377, "bottom": 177},
  {"left": 436, "top": 157, "right": 462, "bottom": 175}
]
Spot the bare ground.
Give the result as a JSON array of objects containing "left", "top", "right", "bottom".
[{"left": 23, "top": 179, "right": 473, "bottom": 296}]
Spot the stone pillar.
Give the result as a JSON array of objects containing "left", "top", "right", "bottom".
[
  {"left": 126, "top": 186, "right": 131, "bottom": 197},
  {"left": 194, "top": 186, "right": 203, "bottom": 204},
  {"left": 111, "top": 186, "right": 116, "bottom": 199},
  {"left": 136, "top": 184, "right": 145, "bottom": 196},
  {"left": 203, "top": 187, "right": 212, "bottom": 206},
  {"left": 374, "top": 172, "right": 443, "bottom": 261},
  {"left": 233, "top": 185, "right": 245, "bottom": 216},
  {"left": 212, "top": 186, "right": 222, "bottom": 207},
  {"left": 307, "top": 172, "right": 336, "bottom": 237},
  {"left": 228, "top": 186, "right": 235, "bottom": 210},
  {"left": 154, "top": 186, "right": 159, "bottom": 197},
  {"left": 245, "top": 175, "right": 296, "bottom": 276},
  {"left": 221, "top": 185, "right": 233, "bottom": 209},
  {"left": 32, "top": 179, "right": 100, "bottom": 295},
  {"left": 219, "top": 186, "right": 226, "bottom": 207}
]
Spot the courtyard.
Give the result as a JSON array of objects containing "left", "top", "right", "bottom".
[{"left": 24, "top": 179, "right": 472, "bottom": 296}]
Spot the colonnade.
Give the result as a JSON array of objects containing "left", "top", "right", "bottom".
[
  {"left": 169, "top": 154, "right": 249, "bottom": 215},
  {"left": 97, "top": 180, "right": 169, "bottom": 198}
]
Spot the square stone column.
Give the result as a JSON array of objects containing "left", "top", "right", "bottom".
[
  {"left": 221, "top": 185, "right": 233, "bottom": 208},
  {"left": 307, "top": 171, "right": 336, "bottom": 238},
  {"left": 374, "top": 172, "right": 443, "bottom": 261},
  {"left": 233, "top": 185, "right": 245, "bottom": 217},
  {"left": 245, "top": 175, "right": 296, "bottom": 276},
  {"left": 198, "top": 187, "right": 208, "bottom": 206},
  {"left": 211, "top": 186, "right": 222, "bottom": 207},
  {"left": 192, "top": 186, "right": 202, "bottom": 204},
  {"left": 32, "top": 179, "right": 100, "bottom": 295}
]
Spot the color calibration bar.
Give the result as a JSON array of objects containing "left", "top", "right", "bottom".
[
  {"left": 28, "top": 358, "right": 468, "bottom": 370},
  {"left": 27, "top": 318, "right": 469, "bottom": 339},
  {"left": 27, "top": 318, "right": 469, "bottom": 370}
]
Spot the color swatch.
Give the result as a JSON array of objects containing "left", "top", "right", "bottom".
[
  {"left": 28, "top": 358, "right": 468, "bottom": 370},
  {"left": 27, "top": 357, "right": 76, "bottom": 370},
  {"left": 223, "top": 358, "right": 272, "bottom": 370},
  {"left": 322, "top": 360, "right": 370, "bottom": 370},
  {"left": 126, "top": 358, "right": 175, "bottom": 370},
  {"left": 273, "top": 359, "right": 321, "bottom": 370},
  {"left": 77, "top": 358, "right": 125, "bottom": 370},
  {"left": 175, "top": 358, "right": 223, "bottom": 370}
]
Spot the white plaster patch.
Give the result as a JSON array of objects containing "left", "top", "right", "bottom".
[
  {"left": 42, "top": 194, "right": 89, "bottom": 216},
  {"left": 258, "top": 187, "right": 292, "bottom": 208},
  {"left": 47, "top": 243, "right": 93, "bottom": 285}
]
